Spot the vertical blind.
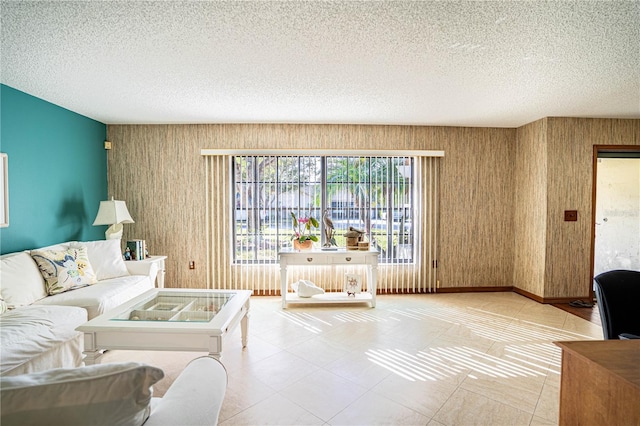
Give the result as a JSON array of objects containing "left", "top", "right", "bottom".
[{"left": 204, "top": 150, "right": 441, "bottom": 295}]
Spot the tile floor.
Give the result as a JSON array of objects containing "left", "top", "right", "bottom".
[{"left": 107, "top": 292, "right": 604, "bottom": 425}]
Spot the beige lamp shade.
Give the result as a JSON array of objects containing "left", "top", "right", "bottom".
[{"left": 93, "top": 198, "right": 134, "bottom": 239}]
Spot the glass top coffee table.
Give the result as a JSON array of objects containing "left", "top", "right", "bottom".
[{"left": 77, "top": 288, "right": 252, "bottom": 364}]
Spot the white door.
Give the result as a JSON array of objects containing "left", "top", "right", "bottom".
[{"left": 593, "top": 157, "right": 640, "bottom": 278}]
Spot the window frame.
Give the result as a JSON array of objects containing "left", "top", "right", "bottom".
[{"left": 232, "top": 154, "right": 416, "bottom": 265}]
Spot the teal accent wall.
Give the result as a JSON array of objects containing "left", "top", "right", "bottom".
[{"left": 0, "top": 84, "right": 107, "bottom": 254}]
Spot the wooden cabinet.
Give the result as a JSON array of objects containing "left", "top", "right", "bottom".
[{"left": 555, "top": 340, "right": 640, "bottom": 426}]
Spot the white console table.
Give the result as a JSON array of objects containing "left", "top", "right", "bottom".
[{"left": 278, "top": 249, "right": 379, "bottom": 309}]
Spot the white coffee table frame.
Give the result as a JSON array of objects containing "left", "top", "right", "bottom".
[{"left": 77, "top": 288, "right": 251, "bottom": 364}]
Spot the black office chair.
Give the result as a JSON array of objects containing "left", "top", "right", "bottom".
[{"left": 593, "top": 269, "right": 640, "bottom": 340}]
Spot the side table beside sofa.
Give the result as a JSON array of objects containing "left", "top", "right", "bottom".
[{"left": 128, "top": 255, "right": 167, "bottom": 288}]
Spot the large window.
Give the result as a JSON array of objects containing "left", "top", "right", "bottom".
[{"left": 233, "top": 155, "right": 414, "bottom": 264}]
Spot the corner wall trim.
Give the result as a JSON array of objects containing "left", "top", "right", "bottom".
[{"left": 436, "top": 286, "right": 513, "bottom": 294}]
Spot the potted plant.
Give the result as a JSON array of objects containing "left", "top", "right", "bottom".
[{"left": 291, "top": 211, "right": 319, "bottom": 250}]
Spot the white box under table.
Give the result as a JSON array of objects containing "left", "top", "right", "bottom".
[
  {"left": 278, "top": 249, "right": 379, "bottom": 308},
  {"left": 77, "top": 288, "right": 251, "bottom": 364}
]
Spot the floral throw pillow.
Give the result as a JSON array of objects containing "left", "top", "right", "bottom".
[{"left": 30, "top": 247, "right": 98, "bottom": 295}]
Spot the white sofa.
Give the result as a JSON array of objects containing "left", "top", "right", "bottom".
[
  {"left": 0, "top": 239, "right": 156, "bottom": 376},
  {"left": 0, "top": 355, "right": 228, "bottom": 426}
]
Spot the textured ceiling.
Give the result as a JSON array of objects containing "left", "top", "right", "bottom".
[{"left": 1, "top": 1, "right": 639, "bottom": 127}]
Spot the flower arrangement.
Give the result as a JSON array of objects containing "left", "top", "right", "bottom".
[{"left": 290, "top": 210, "right": 319, "bottom": 243}]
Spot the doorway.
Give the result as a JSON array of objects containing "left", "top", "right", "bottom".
[{"left": 591, "top": 146, "right": 640, "bottom": 300}]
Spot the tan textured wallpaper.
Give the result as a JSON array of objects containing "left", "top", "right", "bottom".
[
  {"left": 514, "top": 119, "right": 548, "bottom": 297},
  {"left": 545, "top": 118, "right": 640, "bottom": 299},
  {"left": 413, "top": 127, "right": 516, "bottom": 289},
  {"left": 106, "top": 119, "right": 639, "bottom": 300},
  {"left": 513, "top": 118, "right": 640, "bottom": 301}
]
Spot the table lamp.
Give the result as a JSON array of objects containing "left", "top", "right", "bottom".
[{"left": 92, "top": 197, "right": 134, "bottom": 239}]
